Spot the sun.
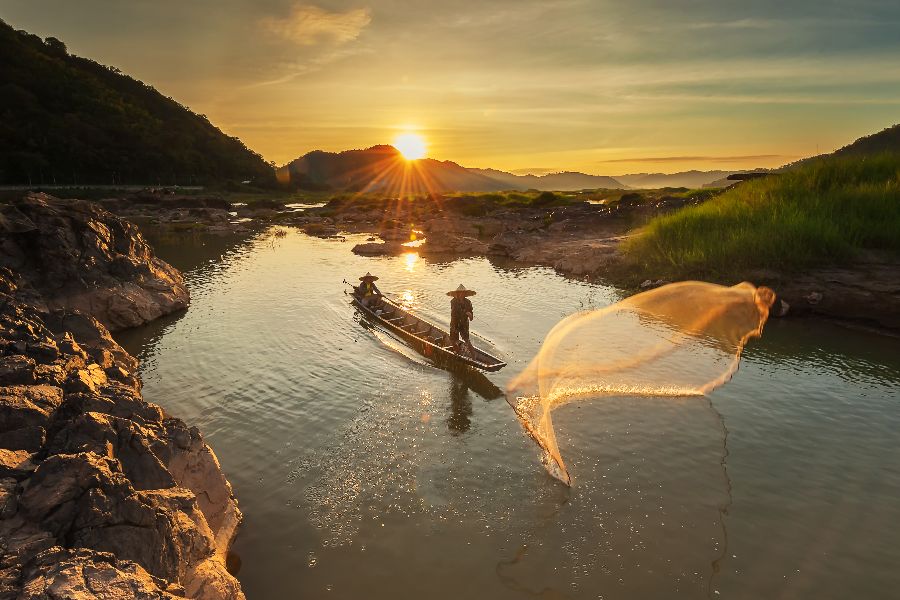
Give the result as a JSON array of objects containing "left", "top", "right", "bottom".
[{"left": 393, "top": 132, "right": 427, "bottom": 160}]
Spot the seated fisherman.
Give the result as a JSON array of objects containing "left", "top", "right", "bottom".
[
  {"left": 356, "top": 272, "right": 382, "bottom": 308},
  {"left": 447, "top": 284, "right": 476, "bottom": 354}
]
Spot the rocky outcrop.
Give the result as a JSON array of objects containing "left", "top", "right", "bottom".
[
  {"left": 0, "top": 273, "right": 244, "bottom": 599},
  {"left": 0, "top": 193, "right": 189, "bottom": 331},
  {"left": 755, "top": 262, "right": 900, "bottom": 331},
  {"left": 0, "top": 227, "right": 243, "bottom": 597},
  {"left": 351, "top": 242, "right": 406, "bottom": 256}
]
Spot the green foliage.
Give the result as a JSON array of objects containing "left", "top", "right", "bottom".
[
  {"left": 625, "top": 154, "right": 900, "bottom": 276},
  {"left": 0, "top": 20, "right": 275, "bottom": 186}
]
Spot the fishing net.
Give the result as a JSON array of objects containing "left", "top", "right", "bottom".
[{"left": 506, "top": 281, "right": 775, "bottom": 485}]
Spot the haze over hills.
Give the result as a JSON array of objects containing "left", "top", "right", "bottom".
[
  {"left": 615, "top": 171, "right": 738, "bottom": 189},
  {"left": 468, "top": 168, "right": 624, "bottom": 191},
  {"left": 0, "top": 19, "right": 275, "bottom": 186}
]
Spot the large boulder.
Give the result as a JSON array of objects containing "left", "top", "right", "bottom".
[
  {"left": 13, "top": 547, "right": 184, "bottom": 599},
  {"left": 352, "top": 242, "right": 405, "bottom": 256},
  {"left": 422, "top": 234, "right": 489, "bottom": 255},
  {"left": 0, "top": 193, "right": 189, "bottom": 331}
]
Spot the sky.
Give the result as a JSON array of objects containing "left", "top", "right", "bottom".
[{"left": 2, "top": 0, "right": 900, "bottom": 174}]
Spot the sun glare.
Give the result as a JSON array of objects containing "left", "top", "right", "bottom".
[{"left": 393, "top": 132, "right": 427, "bottom": 160}]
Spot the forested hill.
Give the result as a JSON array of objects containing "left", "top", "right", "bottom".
[
  {"left": 833, "top": 124, "right": 900, "bottom": 156},
  {"left": 0, "top": 19, "right": 275, "bottom": 186}
]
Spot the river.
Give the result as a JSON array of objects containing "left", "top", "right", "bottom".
[{"left": 116, "top": 226, "right": 900, "bottom": 599}]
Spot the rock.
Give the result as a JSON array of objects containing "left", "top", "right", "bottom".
[
  {"left": 0, "top": 476, "right": 18, "bottom": 518},
  {"left": 773, "top": 298, "right": 790, "bottom": 317},
  {"left": 423, "top": 217, "right": 479, "bottom": 236},
  {"left": 0, "top": 448, "right": 36, "bottom": 479},
  {"left": 64, "top": 369, "right": 101, "bottom": 395},
  {"left": 14, "top": 547, "right": 184, "bottom": 600},
  {"left": 0, "top": 355, "right": 36, "bottom": 386},
  {"left": 0, "top": 193, "right": 189, "bottom": 331},
  {"left": 25, "top": 339, "right": 59, "bottom": 362},
  {"left": 0, "top": 204, "right": 37, "bottom": 234},
  {"left": 303, "top": 222, "right": 338, "bottom": 237},
  {"left": 0, "top": 269, "right": 244, "bottom": 597},
  {"left": 352, "top": 242, "right": 405, "bottom": 256},
  {"left": 379, "top": 229, "right": 415, "bottom": 242},
  {"left": 0, "top": 385, "right": 61, "bottom": 434},
  {"left": 248, "top": 199, "right": 283, "bottom": 211},
  {"left": 0, "top": 425, "right": 45, "bottom": 451},
  {"left": 163, "top": 423, "right": 241, "bottom": 554},
  {"left": 43, "top": 311, "right": 138, "bottom": 372},
  {"left": 639, "top": 278, "right": 670, "bottom": 290},
  {"left": 552, "top": 244, "right": 621, "bottom": 277},
  {"left": 422, "top": 234, "right": 489, "bottom": 255}
]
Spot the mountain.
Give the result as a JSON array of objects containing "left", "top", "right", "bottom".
[
  {"left": 280, "top": 145, "right": 511, "bottom": 193},
  {"left": 469, "top": 168, "right": 624, "bottom": 191},
  {"left": 0, "top": 19, "right": 275, "bottom": 186},
  {"left": 281, "top": 147, "right": 626, "bottom": 193},
  {"left": 613, "top": 170, "right": 740, "bottom": 189},
  {"left": 833, "top": 124, "right": 900, "bottom": 156}
]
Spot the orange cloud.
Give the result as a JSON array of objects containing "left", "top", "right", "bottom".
[{"left": 260, "top": 4, "right": 372, "bottom": 46}]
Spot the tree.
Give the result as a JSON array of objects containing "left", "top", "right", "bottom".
[{"left": 44, "top": 36, "right": 67, "bottom": 56}]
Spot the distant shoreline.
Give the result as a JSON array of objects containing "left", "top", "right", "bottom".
[{"left": 78, "top": 186, "right": 900, "bottom": 336}]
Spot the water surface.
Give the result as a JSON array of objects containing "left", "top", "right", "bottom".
[{"left": 118, "top": 227, "right": 900, "bottom": 599}]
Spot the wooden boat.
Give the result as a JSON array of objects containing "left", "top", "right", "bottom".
[{"left": 349, "top": 287, "right": 507, "bottom": 372}]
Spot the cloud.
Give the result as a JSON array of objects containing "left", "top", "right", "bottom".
[{"left": 260, "top": 4, "right": 371, "bottom": 46}]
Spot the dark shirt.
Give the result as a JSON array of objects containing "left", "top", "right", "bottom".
[
  {"left": 359, "top": 281, "right": 380, "bottom": 297},
  {"left": 450, "top": 297, "right": 473, "bottom": 326}
]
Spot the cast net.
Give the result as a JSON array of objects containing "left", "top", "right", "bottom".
[{"left": 506, "top": 281, "right": 775, "bottom": 485}]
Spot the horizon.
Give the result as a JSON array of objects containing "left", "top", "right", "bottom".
[
  {"left": 299, "top": 142, "right": 776, "bottom": 178},
  {"left": 2, "top": 1, "right": 899, "bottom": 175}
]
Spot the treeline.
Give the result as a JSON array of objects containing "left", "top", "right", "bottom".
[{"left": 0, "top": 19, "right": 276, "bottom": 186}]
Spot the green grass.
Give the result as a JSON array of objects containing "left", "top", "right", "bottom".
[{"left": 624, "top": 154, "right": 900, "bottom": 276}]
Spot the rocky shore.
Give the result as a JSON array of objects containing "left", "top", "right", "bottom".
[
  {"left": 91, "top": 188, "right": 900, "bottom": 333},
  {"left": 313, "top": 194, "right": 899, "bottom": 333},
  {"left": 0, "top": 195, "right": 244, "bottom": 599},
  {"left": 0, "top": 194, "right": 189, "bottom": 331}
]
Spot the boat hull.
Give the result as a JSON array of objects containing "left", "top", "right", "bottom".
[{"left": 350, "top": 292, "right": 506, "bottom": 372}]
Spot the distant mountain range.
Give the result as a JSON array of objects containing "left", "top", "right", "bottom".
[
  {"left": 280, "top": 147, "right": 758, "bottom": 193},
  {"left": 283, "top": 123, "right": 900, "bottom": 193},
  {"left": 615, "top": 170, "right": 739, "bottom": 189},
  {"left": 468, "top": 168, "right": 624, "bottom": 191}
]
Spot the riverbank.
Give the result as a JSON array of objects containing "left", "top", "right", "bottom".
[
  {"left": 300, "top": 192, "right": 900, "bottom": 334},
  {"left": 82, "top": 186, "right": 900, "bottom": 333},
  {"left": 0, "top": 194, "right": 244, "bottom": 599}
]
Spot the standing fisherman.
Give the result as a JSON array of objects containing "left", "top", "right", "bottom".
[
  {"left": 356, "top": 272, "right": 382, "bottom": 308},
  {"left": 447, "top": 284, "right": 476, "bottom": 355}
]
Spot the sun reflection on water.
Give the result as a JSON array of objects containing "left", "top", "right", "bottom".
[{"left": 403, "top": 252, "right": 419, "bottom": 272}]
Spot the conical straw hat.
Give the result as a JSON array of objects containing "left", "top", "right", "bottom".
[
  {"left": 359, "top": 272, "right": 379, "bottom": 281},
  {"left": 447, "top": 283, "right": 476, "bottom": 296}
]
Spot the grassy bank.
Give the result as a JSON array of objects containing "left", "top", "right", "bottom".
[{"left": 624, "top": 154, "right": 900, "bottom": 276}]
